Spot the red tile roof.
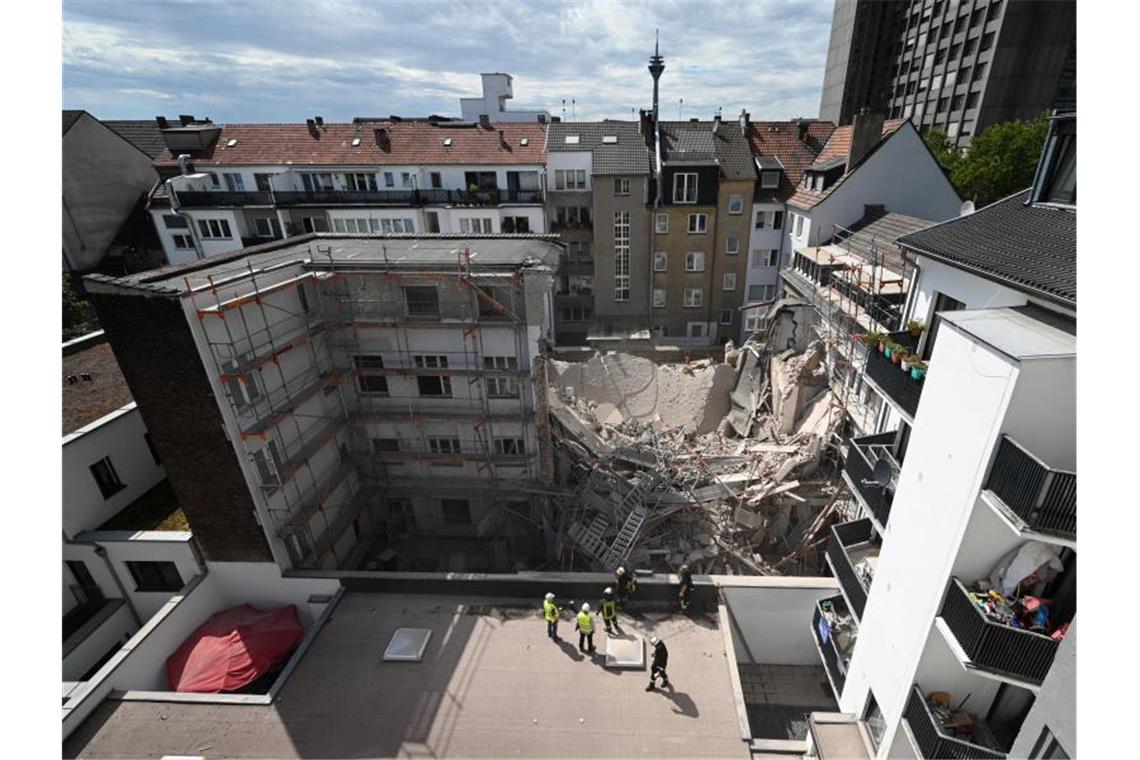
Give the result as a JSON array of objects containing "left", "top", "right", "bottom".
[
  {"left": 154, "top": 121, "right": 549, "bottom": 167},
  {"left": 787, "top": 119, "right": 905, "bottom": 210},
  {"left": 748, "top": 120, "right": 836, "bottom": 202}
]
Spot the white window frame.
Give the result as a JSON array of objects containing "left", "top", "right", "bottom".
[
  {"left": 171, "top": 234, "right": 194, "bottom": 249},
  {"left": 687, "top": 322, "right": 706, "bottom": 338},
  {"left": 684, "top": 251, "right": 705, "bottom": 272},
  {"left": 615, "top": 177, "right": 630, "bottom": 196},
  {"left": 683, "top": 288, "right": 703, "bottom": 308},
  {"left": 687, "top": 213, "right": 708, "bottom": 234},
  {"left": 653, "top": 251, "right": 667, "bottom": 272},
  {"left": 655, "top": 212, "right": 669, "bottom": 234},
  {"left": 726, "top": 235, "right": 740, "bottom": 255},
  {"left": 673, "top": 172, "right": 698, "bottom": 204},
  {"left": 723, "top": 272, "right": 736, "bottom": 291},
  {"left": 197, "top": 218, "right": 232, "bottom": 239},
  {"left": 555, "top": 169, "right": 586, "bottom": 191},
  {"left": 752, "top": 249, "right": 778, "bottom": 268},
  {"left": 652, "top": 288, "right": 666, "bottom": 308},
  {"left": 223, "top": 172, "right": 245, "bottom": 192},
  {"left": 728, "top": 194, "right": 743, "bottom": 214},
  {"left": 760, "top": 171, "right": 780, "bottom": 189},
  {"left": 613, "top": 210, "right": 631, "bottom": 301}
]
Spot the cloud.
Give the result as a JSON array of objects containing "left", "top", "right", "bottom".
[{"left": 63, "top": 0, "right": 833, "bottom": 123}]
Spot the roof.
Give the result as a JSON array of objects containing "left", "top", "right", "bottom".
[
  {"left": 152, "top": 121, "right": 548, "bottom": 167},
  {"left": 102, "top": 120, "right": 169, "bottom": 159},
  {"left": 660, "top": 121, "right": 756, "bottom": 181},
  {"left": 86, "top": 234, "right": 564, "bottom": 296},
  {"left": 940, "top": 307, "right": 1076, "bottom": 360},
  {"left": 63, "top": 591, "right": 747, "bottom": 759},
  {"left": 62, "top": 110, "right": 85, "bottom": 135},
  {"left": 747, "top": 120, "right": 835, "bottom": 202},
  {"left": 897, "top": 190, "right": 1076, "bottom": 307},
  {"left": 546, "top": 122, "right": 652, "bottom": 175},
  {"left": 787, "top": 119, "right": 904, "bottom": 210},
  {"left": 836, "top": 210, "right": 935, "bottom": 275},
  {"left": 62, "top": 340, "right": 134, "bottom": 435}
]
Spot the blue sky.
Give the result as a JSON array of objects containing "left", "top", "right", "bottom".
[{"left": 63, "top": 0, "right": 834, "bottom": 124}]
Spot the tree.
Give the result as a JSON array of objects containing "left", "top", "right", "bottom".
[
  {"left": 63, "top": 272, "right": 99, "bottom": 340},
  {"left": 946, "top": 113, "right": 1050, "bottom": 207},
  {"left": 923, "top": 127, "right": 962, "bottom": 174}
]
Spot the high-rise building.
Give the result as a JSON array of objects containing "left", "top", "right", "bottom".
[{"left": 818, "top": 0, "right": 1074, "bottom": 145}]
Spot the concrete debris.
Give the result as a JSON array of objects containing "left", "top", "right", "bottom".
[{"left": 549, "top": 337, "right": 852, "bottom": 577}]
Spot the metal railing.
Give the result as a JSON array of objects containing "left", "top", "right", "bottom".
[
  {"left": 904, "top": 685, "right": 1006, "bottom": 760},
  {"left": 826, "top": 518, "right": 877, "bottom": 619},
  {"left": 984, "top": 435, "right": 1076, "bottom": 539},
  {"left": 940, "top": 578, "right": 1059, "bottom": 684},
  {"left": 811, "top": 598, "right": 848, "bottom": 699},
  {"left": 844, "top": 432, "right": 899, "bottom": 529},
  {"left": 176, "top": 190, "right": 273, "bottom": 207},
  {"left": 865, "top": 331, "right": 924, "bottom": 419},
  {"left": 274, "top": 189, "right": 417, "bottom": 206}
]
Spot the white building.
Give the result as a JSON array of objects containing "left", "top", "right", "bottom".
[
  {"left": 814, "top": 113, "right": 1076, "bottom": 759},
  {"left": 147, "top": 117, "right": 548, "bottom": 265},
  {"left": 459, "top": 72, "right": 552, "bottom": 123}
]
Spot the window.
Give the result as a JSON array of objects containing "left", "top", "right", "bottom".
[
  {"left": 502, "top": 216, "right": 530, "bottom": 233},
  {"left": 1040, "top": 130, "right": 1075, "bottom": 205},
  {"left": 254, "top": 173, "right": 273, "bottom": 192},
  {"left": 383, "top": 172, "right": 395, "bottom": 187},
  {"left": 171, "top": 234, "right": 193, "bottom": 249},
  {"left": 979, "top": 31, "right": 994, "bottom": 52},
  {"left": 344, "top": 172, "right": 378, "bottom": 192},
  {"left": 376, "top": 217, "right": 415, "bottom": 233},
  {"left": 937, "top": 96, "right": 949, "bottom": 112},
  {"left": 428, "top": 437, "right": 461, "bottom": 455},
  {"left": 652, "top": 288, "right": 666, "bottom": 308},
  {"left": 494, "top": 438, "right": 526, "bottom": 456},
  {"left": 163, "top": 214, "right": 188, "bottom": 229},
  {"left": 401, "top": 172, "right": 413, "bottom": 188},
  {"left": 973, "top": 62, "right": 987, "bottom": 81},
  {"left": 760, "top": 170, "right": 780, "bottom": 189},
  {"left": 748, "top": 284, "right": 776, "bottom": 301},
  {"left": 125, "top": 561, "right": 183, "bottom": 592},
  {"left": 726, "top": 235, "right": 739, "bottom": 255},
  {"left": 556, "top": 206, "right": 590, "bottom": 228},
  {"left": 862, "top": 692, "right": 886, "bottom": 752},
  {"left": 197, "top": 218, "right": 232, "bottom": 239},
  {"left": 719, "top": 309, "right": 733, "bottom": 325},
  {"left": 403, "top": 286, "right": 440, "bottom": 318},
  {"left": 951, "top": 93, "right": 965, "bottom": 110},
  {"left": 555, "top": 169, "right": 586, "bottom": 190},
  {"left": 688, "top": 213, "right": 708, "bottom": 234},
  {"left": 430, "top": 171, "right": 442, "bottom": 188},
  {"left": 723, "top": 272, "right": 736, "bottom": 291},
  {"left": 793, "top": 214, "right": 804, "bottom": 236},
  {"left": 301, "top": 216, "right": 329, "bottom": 233},
  {"left": 254, "top": 217, "right": 279, "bottom": 238},
  {"left": 252, "top": 440, "right": 282, "bottom": 485},
  {"left": 728, "top": 194, "right": 743, "bottom": 214},
  {"left": 614, "top": 211, "right": 630, "bottom": 301},
  {"left": 354, "top": 355, "right": 388, "bottom": 395},
  {"left": 752, "top": 249, "right": 778, "bottom": 268},
  {"left": 441, "top": 499, "right": 471, "bottom": 524},
  {"left": 954, "top": 15, "right": 967, "bottom": 34},
  {"left": 144, "top": 433, "right": 161, "bottom": 465},
  {"left": 460, "top": 217, "right": 493, "bottom": 234},
  {"left": 372, "top": 438, "right": 400, "bottom": 453},
  {"left": 655, "top": 212, "right": 669, "bottom": 233},
  {"left": 414, "top": 355, "right": 448, "bottom": 369},
  {"left": 615, "top": 177, "right": 630, "bottom": 196},
  {"left": 684, "top": 252, "right": 705, "bottom": 272},
  {"left": 560, "top": 305, "right": 593, "bottom": 322},
  {"left": 89, "top": 456, "right": 124, "bottom": 499},
  {"left": 966, "top": 91, "right": 980, "bottom": 109},
  {"left": 683, "top": 288, "right": 703, "bottom": 308},
  {"left": 934, "top": 47, "right": 947, "bottom": 66},
  {"left": 970, "top": 7, "right": 984, "bottom": 26},
  {"left": 653, "top": 251, "right": 667, "bottom": 272},
  {"left": 986, "top": 1, "right": 1003, "bottom": 23},
  {"left": 487, "top": 375, "right": 519, "bottom": 397},
  {"left": 963, "top": 37, "right": 977, "bottom": 56},
  {"left": 687, "top": 323, "right": 706, "bottom": 338},
  {"left": 221, "top": 355, "right": 260, "bottom": 407},
  {"left": 222, "top": 173, "right": 246, "bottom": 191},
  {"left": 417, "top": 375, "right": 452, "bottom": 397},
  {"left": 673, "top": 172, "right": 698, "bottom": 203}
]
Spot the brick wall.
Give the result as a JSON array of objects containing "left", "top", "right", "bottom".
[{"left": 89, "top": 292, "right": 272, "bottom": 562}]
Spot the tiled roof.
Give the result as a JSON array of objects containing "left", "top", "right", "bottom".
[
  {"left": 747, "top": 120, "right": 835, "bottom": 202},
  {"left": 838, "top": 210, "right": 936, "bottom": 275},
  {"left": 787, "top": 119, "right": 904, "bottom": 210},
  {"left": 63, "top": 341, "right": 134, "bottom": 436},
  {"left": 153, "top": 121, "right": 548, "bottom": 167},
  {"left": 897, "top": 191, "right": 1076, "bottom": 307},
  {"left": 103, "top": 120, "right": 169, "bottom": 159},
  {"left": 659, "top": 121, "right": 755, "bottom": 181},
  {"left": 546, "top": 122, "right": 652, "bottom": 175}
]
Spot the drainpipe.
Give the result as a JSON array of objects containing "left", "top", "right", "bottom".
[
  {"left": 167, "top": 153, "right": 206, "bottom": 261},
  {"left": 69, "top": 535, "right": 143, "bottom": 627}
]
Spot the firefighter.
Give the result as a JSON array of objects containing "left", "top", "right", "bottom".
[
  {"left": 615, "top": 564, "right": 637, "bottom": 602},
  {"left": 576, "top": 602, "right": 596, "bottom": 653},
  {"left": 646, "top": 636, "right": 670, "bottom": 691},
  {"left": 601, "top": 587, "right": 618, "bottom": 634},
  {"left": 678, "top": 564, "right": 693, "bottom": 612},
  {"left": 542, "top": 592, "right": 561, "bottom": 641}
]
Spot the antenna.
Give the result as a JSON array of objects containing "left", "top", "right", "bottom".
[
  {"left": 571, "top": 98, "right": 576, "bottom": 120},
  {"left": 561, "top": 98, "right": 566, "bottom": 120},
  {"left": 679, "top": 98, "right": 683, "bottom": 120}
]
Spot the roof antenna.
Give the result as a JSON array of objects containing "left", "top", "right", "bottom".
[
  {"left": 571, "top": 98, "right": 576, "bottom": 120},
  {"left": 679, "top": 98, "right": 684, "bottom": 120},
  {"left": 561, "top": 98, "right": 566, "bottom": 120}
]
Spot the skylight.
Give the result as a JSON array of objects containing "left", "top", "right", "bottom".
[
  {"left": 351, "top": 137, "right": 361, "bottom": 147},
  {"left": 602, "top": 135, "right": 618, "bottom": 144},
  {"left": 443, "top": 138, "right": 453, "bottom": 147},
  {"left": 226, "top": 139, "right": 238, "bottom": 147},
  {"left": 520, "top": 138, "right": 529, "bottom": 146},
  {"left": 565, "top": 135, "right": 580, "bottom": 144}
]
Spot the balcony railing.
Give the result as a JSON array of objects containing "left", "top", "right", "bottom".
[
  {"left": 904, "top": 685, "right": 1006, "bottom": 760},
  {"left": 274, "top": 189, "right": 417, "bottom": 206},
  {"left": 844, "top": 432, "right": 900, "bottom": 529},
  {"left": 939, "top": 578, "right": 1059, "bottom": 684},
  {"left": 176, "top": 190, "right": 273, "bottom": 207},
  {"left": 826, "top": 518, "right": 879, "bottom": 619},
  {"left": 865, "top": 331, "right": 925, "bottom": 419},
  {"left": 811, "top": 596, "right": 851, "bottom": 699},
  {"left": 984, "top": 435, "right": 1076, "bottom": 540}
]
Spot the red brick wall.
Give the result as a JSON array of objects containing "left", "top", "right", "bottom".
[{"left": 89, "top": 292, "right": 272, "bottom": 562}]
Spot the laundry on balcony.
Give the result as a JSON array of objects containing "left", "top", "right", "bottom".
[
  {"left": 818, "top": 598, "right": 856, "bottom": 667},
  {"left": 924, "top": 691, "right": 1000, "bottom": 750}
]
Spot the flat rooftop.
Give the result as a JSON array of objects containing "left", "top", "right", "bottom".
[
  {"left": 65, "top": 592, "right": 747, "bottom": 759},
  {"left": 941, "top": 307, "right": 1076, "bottom": 361},
  {"left": 62, "top": 340, "right": 133, "bottom": 436}
]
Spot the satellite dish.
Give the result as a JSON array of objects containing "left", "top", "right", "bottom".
[
  {"left": 960, "top": 200, "right": 976, "bottom": 217},
  {"left": 861, "top": 459, "right": 893, "bottom": 488}
]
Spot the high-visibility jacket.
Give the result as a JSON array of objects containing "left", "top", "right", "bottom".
[
  {"left": 543, "top": 600, "right": 559, "bottom": 622},
  {"left": 601, "top": 598, "right": 617, "bottom": 620},
  {"left": 577, "top": 611, "right": 594, "bottom": 633}
]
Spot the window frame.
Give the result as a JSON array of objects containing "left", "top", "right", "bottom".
[
  {"left": 684, "top": 251, "right": 706, "bottom": 272},
  {"left": 125, "top": 561, "right": 183, "bottom": 593},
  {"left": 653, "top": 251, "right": 667, "bottom": 272},
  {"left": 683, "top": 288, "right": 703, "bottom": 308},
  {"left": 723, "top": 272, "right": 737, "bottom": 291},
  {"left": 615, "top": 177, "right": 630, "bottom": 196},
  {"left": 687, "top": 213, "right": 708, "bottom": 234},
  {"left": 655, "top": 212, "right": 669, "bottom": 234},
  {"left": 728, "top": 194, "right": 743, "bottom": 214},
  {"left": 673, "top": 172, "right": 698, "bottom": 204},
  {"left": 89, "top": 456, "right": 125, "bottom": 499}
]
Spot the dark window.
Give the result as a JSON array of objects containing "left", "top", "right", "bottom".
[
  {"left": 297, "top": 285, "right": 311, "bottom": 314},
  {"left": 353, "top": 354, "right": 385, "bottom": 368},
  {"left": 863, "top": 692, "right": 886, "bottom": 751},
  {"left": 67, "top": 560, "right": 98, "bottom": 592},
  {"left": 922, "top": 291, "right": 967, "bottom": 361},
  {"left": 1040, "top": 133, "right": 1076, "bottom": 205},
  {"left": 126, "top": 561, "right": 183, "bottom": 592},
  {"left": 163, "top": 215, "right": 188, "bottom": 229},
  {"left": 979, "top": 31, "right": 995, "bottom": 52},
  {"left": 970, "top": 8, "right": 984, "bottom": 26},
  {"left": 986, "top": 1, "right": 1002, "bottom": 23},
  {"left": 430, "top": 172, "right": 442, "bottom": 189},
  {"left": 89, "top": 457, "right": 124, "bottom": 499},
  {"left": 144, "top": 433, "right": 161, "bottom": 465},
  {"left": 372, "top": 438, "right": 400, "bottom": 453},
  {"left": 358, "top": 376, "right": 389, "bottom": 395},
  {"left": 937, "top": 97, "right": 949, "bottom": 112},
  {"left": 403, "top": 285, "right": 440, "bottom": 318},
  {"left": 954, "top": 15, "right": 966, "bottom": 34},
  {"left": 949, "top": 42, "right": 961, "bottom": 60},
  {"left": 441, "top": 499, "right": 471, "bottom": 524},
  {"left": 773, "top": 210, "right": 784, "bottom": 228},
  {"left": 965, "top": 91, "right": 980, "bottom": 109},
  {"left": 963, "top": 37, "right": 977, "bottom": 56},
  {"left": 934, "top": 47, "right": 946, "bottom": 66},
  {"left": 951, "top": 94, "right": 965, "bottom": 111},
  {"left": 254, "top": 173, "right": 273, "bottom": 192},
  {"left": 417, "top": 375, "right": 452, "bottom": 397}
]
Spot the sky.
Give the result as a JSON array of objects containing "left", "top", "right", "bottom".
[{"left": 63, "top": 0, "right": 835, "bottom": 124}]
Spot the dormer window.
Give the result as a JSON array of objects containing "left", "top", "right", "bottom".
[
  {"left": 760, "top": 170, "right": 780, "bottom": 189},
  {"left": 564, "top": 135, "right": 580, "bottom": 144},
  {"left": 602, "top": 135, "right": 618, "bottom": 144},
  {"left": 1035, "top": 116, "right": 1076, "bottom": 206}
]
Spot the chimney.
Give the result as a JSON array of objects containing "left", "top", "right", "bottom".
[
  {"left": 538, "top": 113, "right": 547, "bottom": 124},
  {"left": 374, "top": 127, "right": 391, "bottom": 151},
  {"left": 739, "top": 109, "right": 750, "bottom": 136},
  {"left": 797, "top": 119, "right": 809, "bottom": 144},
  {"left": 712, "top": 109, "right": 722, "bottom": 135},
  {"left": 177, "top": 153, "right": 191, "bottom": 176},
  {"left": 498, "top": 129, "right": 508, "bottom": 149},
  {"left": 155, "top": 116, "right": 169, "bottom": 130},
  {"left": 179, "top": 114, "right": 195, "bottom": 126},
  {"left": 848, "top": 108, "right": 885, "bottom": 170},
  {"left": 314, "top": 115, "right": 324, "bottom": 128},
  {"left": 306, "top": 118, "right": 318, "bottom": 137},
  {"left": 478, "top": 114, "right": 491, "bottom": 130}
]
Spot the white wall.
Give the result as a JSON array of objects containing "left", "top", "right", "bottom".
[
  {"left": 63, "top": 404, "right": 167, "bottom": 539},
  {"left": 82, "top": 533, "right": 202, "bottom": 619},
  {"left": 994, "top": 356, "right": 1076, "bottom": 471},
  {"left": 545, "top": 151, "right": 594, "bottom": 190},
  {"left": 723, "top": 583, "right": 841, "bottom": 666},
  {"left": 910, "top": 256, "right": 1030, "bottom": 324},
  {"left": 63, "top": 601, "right": 136, "bottom": 681}
]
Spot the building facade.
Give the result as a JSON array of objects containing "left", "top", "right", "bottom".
[{"left": 818, "top": 0, "right": 907, "bottom": 126}]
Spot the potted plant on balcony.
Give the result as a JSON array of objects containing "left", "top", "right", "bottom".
[
  {"left": 910, "top": 359, "right": 927, "bottom": 380},
  {"left": 862, "top": 330, "right": 883, "bottom": 348},
  {"left": 890, "top": 343, "right": 904, "bottom": 365},
  {"left": 899, "top": 351, "right": 914, "bottom": 373},
  {"left": 907, "top": 319, "right": 925, "bottom": 337}
]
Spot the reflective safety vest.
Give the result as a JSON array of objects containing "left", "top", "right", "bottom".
[
  {"left": 601, "top": 598, "right": 617, "bottom": 620},
  {"left": 543, "top": 600, "right": 559, "bottom": 622},
  {"left": 577, "top": 611, "right": 594, "bottom": 633}
]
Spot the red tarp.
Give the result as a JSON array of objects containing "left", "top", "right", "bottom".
[{"left": 166, "top": 603, "right": 303, "bottom": 693}]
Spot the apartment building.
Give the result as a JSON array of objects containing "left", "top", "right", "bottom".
[
  {"left": 459, "top": 72, "right": 552, "bottom": 123},
  {"left": 147, "top": 116, "right": 548, "bottom": 265},
  {"left": 545, "top": 121, "right": 653, "bottom": 345},
  {"left": 814, "top": 113, "right": 1076, "bottom": 759},
  {"left": 819, "top": 0, "right": 1075, "bottom": 145},
  {"left": 85, "top": 234, "right": 561, "bottom": 574}
]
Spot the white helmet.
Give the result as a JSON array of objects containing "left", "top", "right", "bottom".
[
  {"left": 650, "top": 636, "right": 660, "bottom": 646},
  {"left": 581, "top": 602, "right": 590, "bottom": 612},
  {"left": 545, "top": 592, "right": 555, "bottom": 601},
  {"left": 604, "top": 587, "right": 613, "bottom": 595},
  {"left": 616, "top": 567, "right": 626, "bottom": 575}
]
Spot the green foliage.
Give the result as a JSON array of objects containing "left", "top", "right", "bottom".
[
  {"left": 62, "top": 272, "right": 99, "bottom": 341},
  {"left": 923, "top": 128, "right": 962, "bottom": 173},
  {"left": 925, "top": 113, "right": 1050, "bottom": 208}
]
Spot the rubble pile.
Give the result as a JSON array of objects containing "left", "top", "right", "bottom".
[{"left": 548, "top": 339, "right": 852, "bottom": 576}]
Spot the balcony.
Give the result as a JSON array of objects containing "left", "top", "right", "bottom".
[
  {"left": 984, "top": 435, "right": 1076, "bottom": 541},
  {"left": 175, "top": 190, "right": 273, "bottom": 207},
  {"left": 811, "top": 596, "right": 856, "bottom": 701},
  {"left": 903, "top": 685, "right": 1006, "bottom": 759},
  {"left": 938, "top": 578, "right": 1059, "bottom": 685},
  {"left": 843, "top": 433, "right": 900, "bottom": 530},
  {"left": 274, "top": 189, "right": 417, "bottom": 206},
  {"left": 825, "top": 518, "right": 880, "bottom": 621},
  {"left": 864, "top": 331, "right": 925, "bottom": 419}
]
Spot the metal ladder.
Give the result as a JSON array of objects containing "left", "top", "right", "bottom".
[
  {"left": 573, "top": 513, "right": 609, "bottom": 562},
  {"left": 601, "top": 501, "right": 648, "bottom": 571}
]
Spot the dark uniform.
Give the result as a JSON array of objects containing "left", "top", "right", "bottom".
[
  {"left": 615, "top": 564, "right": 637, "bottom": 602},
  {"left": 647, "top": 639, "right": 670, "bottom": 690},
  {"left": 601, "top": 590, "right": 617, "bottom": 634},
  {"left": 678, "top": 566, "right": 693, "bottom": 612}
]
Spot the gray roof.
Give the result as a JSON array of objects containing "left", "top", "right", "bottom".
[
  {"left": 102, "top": 120, "right": 169, "bottom": 159},
  {"left": 811, "top": 156, "right": 846, "bottom": 172},
  {"left": 85, "top": 234, "right": 563, "bottom": 296},
  {"left": 897, "top": 191, "right": 1076, "bottom": 307},
  {"left": 660, "top": 121, "right": 756, "bottom": 181},
  {"left": 63, "top": 110, "right": 84, "bottom": 135},
  {"left": 546, "top": 122, "right": 652, "bottom": 175},
  {"left": 838, "top": 210, "right": 935, "bottom": 274}
]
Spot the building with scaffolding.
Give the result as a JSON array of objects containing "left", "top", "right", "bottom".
[{"left": 85, "top": 233, "right": 562, "bottom": 573}]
